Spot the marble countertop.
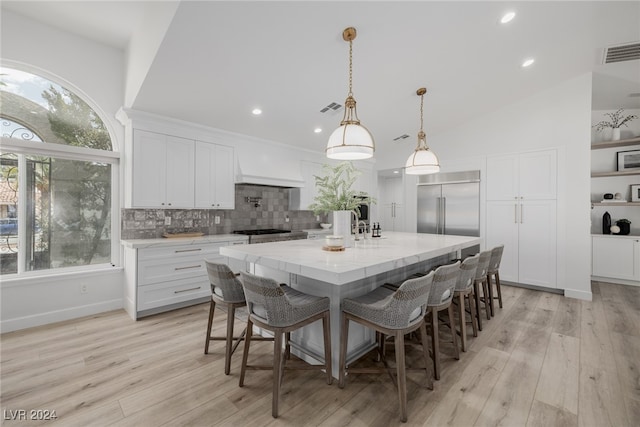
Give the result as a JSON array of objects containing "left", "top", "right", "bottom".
[
  {"left": 121, "top": 234, "right": 248, "bottom": 249},
  {"left": 220, "top": 231, "right": 481, "bottom": 285}
]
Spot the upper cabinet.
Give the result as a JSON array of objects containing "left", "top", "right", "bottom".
[
  {"left": 195, "top": 142, "right": 235, "bottom": 209},
  {"left": 486, "top": 150, "right": 557, "bottom": 200},
  {"left": 127, "top": 129, "right": 235, "bottom": 210},
  {"left": 132, "top": 130, "right": 195, "bottom": 208}
]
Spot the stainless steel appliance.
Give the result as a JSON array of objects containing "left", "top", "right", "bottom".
[
  {"left": 233, "top": 229, "right": 308, "bottom": 244},
  {"left": 417, "top": 170, "right": 480, "bottom": 257}
]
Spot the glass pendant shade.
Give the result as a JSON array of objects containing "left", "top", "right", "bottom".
[
  {"left": 405, "top": 87, "right": 439, "bottom": 175},
  {"left": 405, "top": 148, "right": 440, "bottom": 175},
  {"left": 326, "top": 122, "right": 374, "bottom": 160}
]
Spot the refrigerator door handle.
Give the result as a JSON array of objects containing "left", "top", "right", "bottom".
[
  {"left": 442, "top": 197, "right": 446, "bottom": 234},
  {"left": 436, "top": 197, "right": 440, "bottom": 234}
]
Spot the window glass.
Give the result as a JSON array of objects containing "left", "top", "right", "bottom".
[
  {"left": 0, "top": 67, "right": 112, "bottom": 150},
  {"left": 0, "top": 67, "right": 115, "bottom": 276}
]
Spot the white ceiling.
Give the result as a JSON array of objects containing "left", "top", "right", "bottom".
[{"left": 4, "top": 1, "right": 640, "bottom": 157}]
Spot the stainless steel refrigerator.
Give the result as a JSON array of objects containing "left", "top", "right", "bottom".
[{"left": 417, "top": 170, "right": 480, "bottom": 257}]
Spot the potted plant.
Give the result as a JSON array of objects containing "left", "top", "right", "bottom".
[
  {"left": 309, "top": 162, "right": 375, "bottom": 247},
  {"left": 593, "top": 109, "right": 638, "bottom": 141}
]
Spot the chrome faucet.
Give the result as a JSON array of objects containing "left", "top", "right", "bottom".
[{"left": 358, "top": 221, "right": 368, "bottom": 240}]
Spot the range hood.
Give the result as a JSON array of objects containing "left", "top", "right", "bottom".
[{"left": 235, "top": 153, "right": 305, "bottom": 188}]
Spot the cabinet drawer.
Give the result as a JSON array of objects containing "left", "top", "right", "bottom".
[
  {"left": 139, "top": 254, "right": 225, "bottom": 285},
  {"left": 138, "top": 243, "right": 224, "bottom": 261},
  {"left": 137, "top": 276, "right": 210, "bottom": 312}
]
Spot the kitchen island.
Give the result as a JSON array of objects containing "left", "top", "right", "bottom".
[{"left": 220, "top": 231, "right": 481, "bottom": 377}]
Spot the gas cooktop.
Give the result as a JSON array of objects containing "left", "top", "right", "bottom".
[{"left": 233, "top": 229, "right": 292, "bottom": 236}]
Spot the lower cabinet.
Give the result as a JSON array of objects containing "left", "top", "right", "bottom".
[
  {"left": 123, "top": 239, "right": 247, "bottom": 319},
  {"left": 592, "top": 235, "right": 640, "bottom": 282},
  {"left": 486, "top": 199, "right": 557, "bottom": 288}
]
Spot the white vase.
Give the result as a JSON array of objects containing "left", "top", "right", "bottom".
[
  {"left": 332, "top": 210, "right": 353, "bottom": 248},
  {"left": 611, "top": 128, "right": 621, "bottom": 141}
]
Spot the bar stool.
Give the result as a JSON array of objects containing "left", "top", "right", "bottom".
[
  {"left": 453, "top": 254, "right": 479, "bottom": 352},
  {"left": 238, "top": 271, "right": 332, "bottom": 419},
  {"left": 339, "top": 272, "right": 434, "bottom": 422},
  {"left": 487, "top": 245, "right": 505, "bottom": 317},
  {"left": 426, "top": 261, "right": 460, "bottom": 381},
  {"left": 473, "top": 250, "right": 493, "bottom": 330},
  {"left": 204, "top": 261, "right": 247, "bottom": 375}
]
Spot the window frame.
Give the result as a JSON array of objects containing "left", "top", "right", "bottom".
[{"left": 0, "top": 64, "right": 121, "bottom": 279}]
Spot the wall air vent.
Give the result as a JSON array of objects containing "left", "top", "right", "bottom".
[
  {"left": 603, "top": 42, "right": 640, "bottom": 64},
  {"left": 393, "top": 134, "right": 410, "bottom": 142},
  {"left": 319, "top": 102, "right": 343, "bottom": 113}
]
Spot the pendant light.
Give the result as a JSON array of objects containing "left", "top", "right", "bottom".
[
  {"left": 326, "top": 27, "right": 375, "bottom": 160},
  {"left": 405, "top": 87, "right": 440, "bottom": 175}
]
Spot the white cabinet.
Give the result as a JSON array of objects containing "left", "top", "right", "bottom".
[
  {"left": 194, "top": 141, "right": 235, "bottom": 209},
  {"left": 592, "top": 236, "right": 640, "bottom": 282},
  {"left": 132, "top": 130, "right": 195, "bottom": 208},
  {"left": 123, "top": 238, "right": 248, "bottom": 319},
  {"left": 487, "top": 150, "right": 557, "bottom": 201},
  {"left": 378, "top": 173, "right": 405, "bottom": 232},
  {"left": 485, "top": 149, "right": 558, "bottom": 288}
]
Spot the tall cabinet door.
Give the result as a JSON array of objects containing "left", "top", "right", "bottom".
[
  {"left": 132, "top": 130, "right": 167, "bottom": 208},
  {"left": 213, "top": 144, "right": 235, "bottom": 209},
  {"left": 165, "top": 135, "right": 195, "bottom": 208},
  {"left": 486, "top": 201, "right": 519, "bottom": 282},
  {"left": 518, "top": 200, "right": 557, "bottom": 287}
]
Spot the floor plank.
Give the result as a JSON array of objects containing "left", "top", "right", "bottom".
[{"left": 1, "top": 282, "right": 639, "bottom": 426}]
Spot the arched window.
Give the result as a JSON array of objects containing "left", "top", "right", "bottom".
[{"left": 1, "top": 66, "right": 118, "bottom": 275}]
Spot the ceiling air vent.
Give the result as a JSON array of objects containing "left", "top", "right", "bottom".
[
  {"left": 603, "top": 42, "right": 640, "bottom": 64},
  {"left": 319, "top": 102, "right": 342, "bottom": 113},
  {"left": 393, "top": 134, "right": 410, "bottom": 142}
]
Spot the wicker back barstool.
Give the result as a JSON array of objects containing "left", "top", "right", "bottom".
[
  {"left": 426, "top": 261, "right": 461, "bottom": 380},
  {"left": 204, "top": 261, "right": 248, "bottom": 375},
  {"left": 339, "top": 272, "right": 434, "bottom": 422},
  {"left": 238, "top": 271, "right": 332, "bottom": 419},
  {"left": 487, "top": 245, "right": 505, "bottom": 317},
  {"left": 453, "top": 254, "right": 479, "bottom": 352},
  {"left": 473, "top": 250, "right": 493, "bottom": 330}
]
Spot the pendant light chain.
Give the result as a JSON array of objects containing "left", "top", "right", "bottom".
[
  {"left": 348, "top": 39, "right": 353, "bottom": 97},
  {"left": 419, "top": 91, "right": 424, "bottom": 133}
]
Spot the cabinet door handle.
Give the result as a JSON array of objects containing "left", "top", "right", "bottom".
[
  {"left": 515, "top": 203, "right": 518, "bottom": 223},
  {"left": 521, "top": 204, "right": 524, "bottom": 224},
  {"left": 175, "top": 265, "right": 201, "bottom": 271},
  {"left": 175, "top": 248, "right": 202, "bottom": 253},
  {"left": 174, "top": 286, "right": 201, "bottom": 294}
]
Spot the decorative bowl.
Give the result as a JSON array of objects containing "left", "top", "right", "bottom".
[
  {"left": 325, "top": 235, "right": 343, "bottom": 247},
  {"left": 320, "top": 223, "right": 332, "bottom": 229}
]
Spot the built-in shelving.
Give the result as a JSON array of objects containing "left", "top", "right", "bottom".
[
  {"left": 591, "top": 136, "right": 640, "bottom": 150},
  {"left": 592, "top": 202, "right": 640, "bottom": 206},
  {"left": 591, "top": 170, "right": 640, "bottom": 178}
]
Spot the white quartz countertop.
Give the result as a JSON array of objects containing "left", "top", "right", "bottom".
[
  {"left": 121, "top": 234, "right": 248, "bottom": 249},
  {"left": 220, "top": 231, "right": 481, "bottom": 285}
]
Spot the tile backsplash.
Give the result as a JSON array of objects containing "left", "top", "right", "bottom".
[{"left": 121, "top": 184, "right": 327, "bottom": 239}]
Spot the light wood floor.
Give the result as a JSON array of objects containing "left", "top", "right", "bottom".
[{"left": 1, "top": 281, "right": 638, "bottom": 426}]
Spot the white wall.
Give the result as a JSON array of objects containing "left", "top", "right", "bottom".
[
  {"left": 1, "top": 10, "right": 127, "bottom": 332},
  {"left": 376, "top": 73, "right": 593, "bottom": 300}
]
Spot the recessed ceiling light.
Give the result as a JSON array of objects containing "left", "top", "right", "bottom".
[
  {"left": 252, "top": 108, "right": 262, "bottom": 115},
  {"left": 314, "top": 128, "right": 322, "bottom": 133},
  {"left": 521, "top": 58, "right": 535, "bottom": 68},
  {"left": 393, "top": 170, "right": 400, "bottom": 174},
  {"left": 500, "top": 12, "right": 516, "bottom": 24}
]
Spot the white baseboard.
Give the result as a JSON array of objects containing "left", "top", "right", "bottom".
[
  {"left": 0, "top": 299, "right": 123, "bottom": 333},
  {"left": 564, "top": 288, "right": 593, "bottom": 301},
  {"left": 591, "top": 276, "right": 640, "bottom": 287}
]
